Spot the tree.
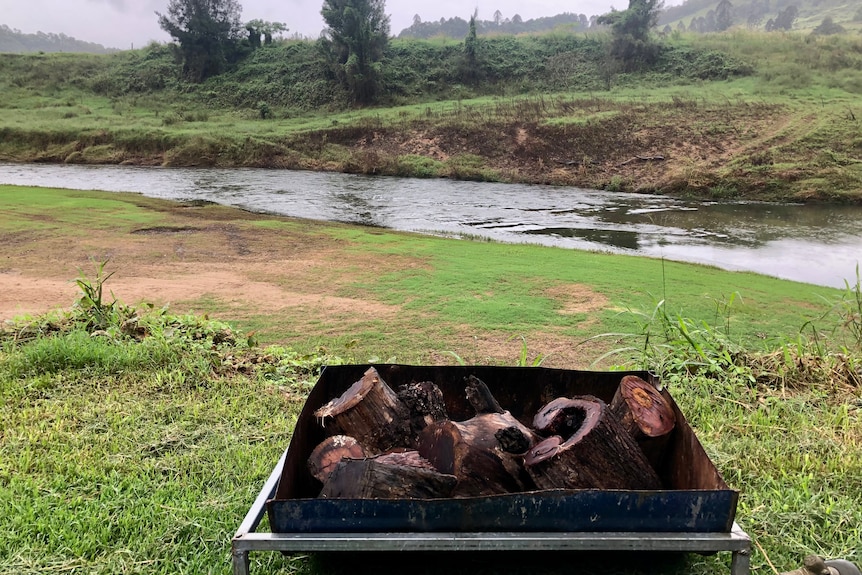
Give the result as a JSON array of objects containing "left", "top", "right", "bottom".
[
  {"left": 597, "top": 0, "right": 664, "bottom": 69},
  {"left": 245, "top": 19, "right": 287, "bottom": 47},
  {"left": 320, "top": 0, "right": 390, "bottom": 104},
  {"left": 156, "top": 0, "right": 243, "bottom": 82},
  {"left": 705, "top": 9, "right": 716, "bottom": 32},
  {"left": 715, "top": 0, "right": 734, "bottom": 31},
  {"left": 462, "top": 12, "right": 480, "bottom": 84},
  {"left": 772, "top": 4, "right": 798, "bottom": 30},
  {"left": 811, "top": 16, "right": 845, "bottom": 35}
]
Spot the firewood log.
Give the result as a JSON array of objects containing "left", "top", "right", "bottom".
[
  {"left": 397, "top": 380, "right": 448, "bottom": 446},
  {"left": 307, "top": 435, "right": 366, "bottom": 483},
  {"left": 610, "top": 375, "right": 676, "bottom": 471},
  {"left": 314, "top": 367, "right": 410, "bottom": 454},
  {"left": 319, "top": 451, "right": 457, "bottom": 499},
  {"left": 416, "top": 375, "right": 539, "bottom": 496},
  {"left": 524, "top": 396, "right": 662, "bottom": 490}
]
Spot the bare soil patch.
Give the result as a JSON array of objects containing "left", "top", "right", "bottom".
[{"left": 1, "top": 199, "right": 604, "bottom": 368}]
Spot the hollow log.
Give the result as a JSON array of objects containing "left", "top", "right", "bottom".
[
  {"left": 524, "top": 396, "right": 662, "bottom": 490},
  {"left": 307, "top": 435, "right": 366, "bottom": 483},
  {"left": 610, "top": 375, "right": 676, "bottom": 470},
  {"left": 313, "top": 367, "right": 410, "bottom": 454},
  {"left": 533, "top": 396, "right": 588, "bottom": 437},
  {"left": 319, "top": 452, "right": 457, "bottom": 499}
]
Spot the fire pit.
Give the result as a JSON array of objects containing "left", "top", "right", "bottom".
[{"left": 232, "top": 365, "right": 751, "bottom": 575}]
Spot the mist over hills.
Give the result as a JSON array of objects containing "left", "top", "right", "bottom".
[
  {"left": 2, "top": 0, "right": 859, "bottom": 55},
  {"left": 657, "top": 0, "right": 862, "bottom": 33},
  {"left": 0, "top": 25, "right": 113, "bottom": 54}
]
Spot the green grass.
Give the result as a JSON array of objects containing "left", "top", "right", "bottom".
[
  {"left": 1, "top": 265, "right": 859, "bottom": 575},
  {"left": 0, "top": 187, "right": 163, "bottom": 232},
  {"left": 1, "top": 187, "right": 860, "bottom": 575},
  {"left": 325, "top": 224, "right": 842, "bottom": 347}
]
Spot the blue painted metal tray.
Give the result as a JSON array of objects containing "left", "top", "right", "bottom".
[{"left": 266, "top": 365, "right": 737, "bottom": 534}]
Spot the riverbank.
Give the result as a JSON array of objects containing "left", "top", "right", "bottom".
[
  {"left": 3, "top": 89, "right": 861, "bottom": 204},
  {"left": 4, "top": 163, "right": 862, "bottom": 288},
  {"left": 2, "top": 32, "right": 862, "bottom": 203}
]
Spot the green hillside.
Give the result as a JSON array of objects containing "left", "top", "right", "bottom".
[{"left": 659, "top": 0, "right": 862, "bottom": 33}]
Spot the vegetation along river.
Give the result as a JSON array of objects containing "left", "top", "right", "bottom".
[{"left": 2, "top": 162, "right": 860, "bottom": 289}]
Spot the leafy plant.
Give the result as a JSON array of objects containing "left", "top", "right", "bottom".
[
  {"left": 72, "top": 260, "right": 137, "bottom": 334},
  {"left": 590, "top": 295, "right": 755, "bottom": 386},
  {"left": 512, "top": 335, "right": 547, "bottom": 367}
]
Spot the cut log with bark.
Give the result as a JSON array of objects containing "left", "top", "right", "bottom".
[
  {"left": 416, "top": 376, "right": 539, "bottom": 496},
  {"left": 610, "top": 375, "right": 676, "bottom": 470},
  {"left": 417, "top": 419, "right": 530, "bottom": 496},
  {"left": 397, "top": 380, "right": 448, "bottom": 446},
  {"left": 307, "top": 435, "right": 367, "bottom": 483},
  {"left": 313, "top": 367, "right": 410, "bottom": 454},
  {"left": 319, "top": 451, "right": 458, "bottom": 499},
  {"left": 524, "top": 395, "right": 662, "bottom": 490}
]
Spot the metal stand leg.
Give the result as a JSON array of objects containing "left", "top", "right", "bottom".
[
  {"left": 731, "top": 547, "right": 751, "bottom": 575},
  {"left": 232, "top": 550, "right": 250, "bottom": 575}
]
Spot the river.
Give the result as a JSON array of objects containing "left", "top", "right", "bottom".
[{"left": 1, "top": 162, "right": 860, "bottom": 289}]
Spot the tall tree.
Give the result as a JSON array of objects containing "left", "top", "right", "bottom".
[
  {"left": 320, "top": 0, "right": 390, "bottom": 105},
  {"left": 597, "top": 0, "right": 664, "bottom": 69},
  {"left": 245, "top": 19, "right": 287, "bottom": 47},
  {"left": 715, "top": 0, "right": 734, "bottom": 31},
  {"left": 462, "top": 12, "right": 480, "bottom": 84},
  {"left": 156, "top": 0, "right": 243, "bottom": 82},
  {"left": 773, "top": 4, "right": 798, "bottom": 30}
]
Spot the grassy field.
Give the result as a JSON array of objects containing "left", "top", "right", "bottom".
[{"left": 1, "top": 186, "right": 860, "bottom": 574}]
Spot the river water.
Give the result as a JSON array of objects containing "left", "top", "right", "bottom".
[{"left": 1, "top": 162, "right": 860, "bottom": 289}]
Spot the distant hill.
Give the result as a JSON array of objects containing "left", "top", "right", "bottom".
[
  {"left": 399, "top": 1, "right": 862, "bottom": 39},
  {"left": 657, "top": 0, "right": 862, "bottom": 33},
  {"left": 397, "top": 12, "right": 593, "bottom": 39},
  {"left": 0, "top": 25, "right": 114, "bottom": 54}
]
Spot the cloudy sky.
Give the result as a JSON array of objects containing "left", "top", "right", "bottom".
[{"left": 2, "top": 0, "right": 673, "bottom": 49}]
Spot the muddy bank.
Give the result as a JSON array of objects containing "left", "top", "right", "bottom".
[{"left": 7, "top": 99, "right": 861, "bottom": 204}]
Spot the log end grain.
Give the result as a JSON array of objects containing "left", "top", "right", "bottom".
[{"left": 612, "top": 375, "right": 676, "bottom": 437}]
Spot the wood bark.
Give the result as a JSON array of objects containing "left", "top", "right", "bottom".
[
  {"left": 417, "top": 419, "right": 531, "bottom": 497},
  {"left": 416, "top": 377, "right": 539, "bottom": 496},
  {"left": 464, "top": 374, "right": 504, "bottom": 414},
  {"left": 313, "top": 367, "right": 410, "bottom": 454},
  {"left": 307, "top": 435, "right": 366, "bottom": 483},
  {"left": 319, "top": 452, "right": 457, "bottom": 499},
  {"left": 610, "top": 375, "right": 676, "bottom": 470},
  {"left": 397, "top": 380, "right": 448, "bottom": 446},
  {"left": 524, "top": 396, "right": 662, "bottom": 490}
]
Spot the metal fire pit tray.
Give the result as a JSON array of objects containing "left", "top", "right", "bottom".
[{"left": 232, "top": 364, "right": 751, "bottom": 575}]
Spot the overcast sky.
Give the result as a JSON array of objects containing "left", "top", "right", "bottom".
[{"left": 2, "top": 0, "right": 682, "bottom": 50}]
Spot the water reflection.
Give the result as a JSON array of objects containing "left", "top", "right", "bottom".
[
  {"left": 1, "top": 162, "right": 860, "bottom": 288},
  {"left": 523, "top": 227, "right": 642, "bottom": 251}
]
